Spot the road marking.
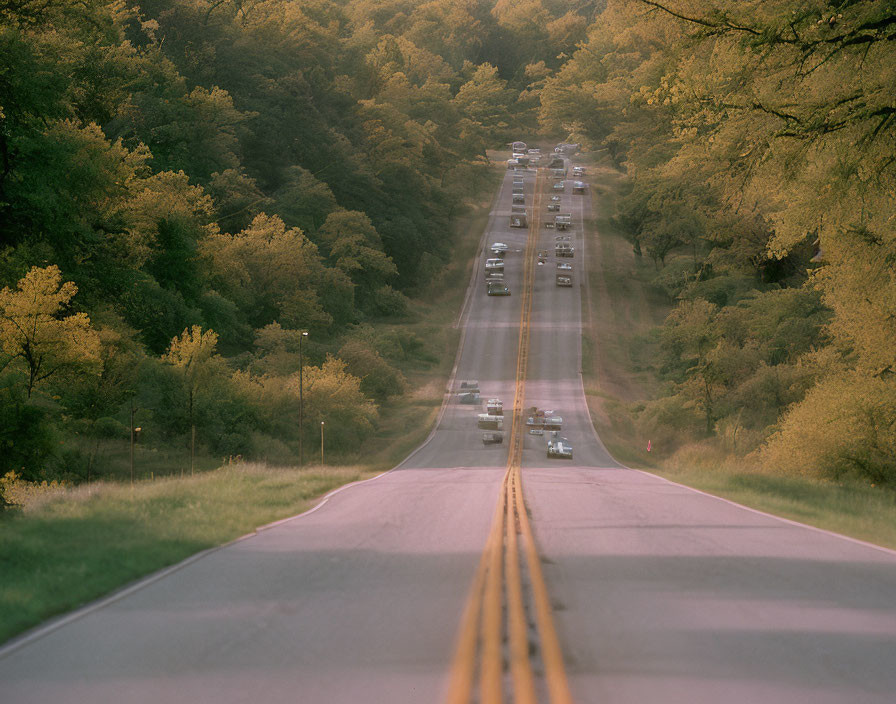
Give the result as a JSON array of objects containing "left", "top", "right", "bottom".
[{"left": 444, "top": 168, "right": 574, "bottom": 703}]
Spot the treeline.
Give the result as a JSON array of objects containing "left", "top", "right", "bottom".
[
  {"left": 0, "top": 0, "right": 594, "bottom": 482},
  {"left": 539, "top": 0, "right": 896, "bottom": 485}
]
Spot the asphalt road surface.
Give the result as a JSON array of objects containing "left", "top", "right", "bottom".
[{"left": 2, "top": 160, "right": 896, "bottom": 703}]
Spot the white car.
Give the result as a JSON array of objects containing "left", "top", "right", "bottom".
[{"left": 490, "top": 242, "right": 508, "bottom": 255}]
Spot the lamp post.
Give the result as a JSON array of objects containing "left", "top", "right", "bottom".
[
  {"left": 298, "top": 331, "right": 309, "bottom": 466},
  {"left": 130, "top": 404, "right": 137, "bottom": 486},
  {"left": 320, "top": 421, "right": 325, "bottom": 466}
]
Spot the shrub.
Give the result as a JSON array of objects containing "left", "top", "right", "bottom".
[{"left": 761, "top": 373, "right": 896, "bottom": 486}]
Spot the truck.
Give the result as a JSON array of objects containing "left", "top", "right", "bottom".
[
  {"left": 554, "top": 213, "right": 572, "bottom": 230},
  {"left": 509, "top": 205, "right": 528, "bottom": 228},
  {"left": 478, "top": 414, "right": 504, "bottom": 430},
  {"left": 573, "top": 181, "right": 587, "bottom": 194},
  {"left": 486, "top": 398, "right": 504, "bottom": 416},
  {"left": 556, "top": 274, "right": 572, "bottom": 287}
]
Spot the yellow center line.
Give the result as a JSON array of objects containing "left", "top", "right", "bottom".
[{"left": 444, "top": 165, "right": 573, "bottom": 704}]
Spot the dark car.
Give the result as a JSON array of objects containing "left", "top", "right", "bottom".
[
  {"left": 547, "top": 437, "right": 573, "bottom": 459},
  {"left": 487, "top": 281, "right": 511, "bottom": 296},
  {"left": 482, "top": 432, "right": 503, "bottom": 445}
]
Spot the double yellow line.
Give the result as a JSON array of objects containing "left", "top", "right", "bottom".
[{"left": 444, "top": 170, "right": 573, "bottom": 704}]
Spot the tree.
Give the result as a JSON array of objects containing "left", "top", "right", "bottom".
[
  {"left": 0, "top": 265, "right": 101, "bottom": 397},
  {"left": 162, "top": 324, "right": 222, "bottom": 474},
  {"left": 451, "top": 63, "right": 515, "bottom": 159},
  {"left": 317, "top": 210, "right": 398, "bottom": 311},
  {"left": 301, "top": 355, "right": 378, "bottom": 452},
  {"left": 201, "top": 213, "right": 352, "bottom": 330}
]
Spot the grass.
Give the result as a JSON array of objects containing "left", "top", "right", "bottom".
[
  {"left": 0, "top": 165, "right": 505, "bottom": 646},
  {"left": 580, "top": 154, "right": 896, "bottom": 551},
  {"left": 0, "top": 463, "right": 376, "bottom": 644},
  {"left": 648, "top": 454, "right": 896, "bottom": 551}
]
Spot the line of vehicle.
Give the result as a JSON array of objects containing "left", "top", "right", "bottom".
[{"left": 444, "top": 167, "right": 573, "bottom": 703}]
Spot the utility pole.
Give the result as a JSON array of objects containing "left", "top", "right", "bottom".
[
  {"left": 130, "top": 403, "right": 137, "bottom": 486},
  {"left": 320, "top": 421, "right": 325, "bottom": 466},
  {"left": 299, "top": 331, "right": 308, "bottom": 466}
]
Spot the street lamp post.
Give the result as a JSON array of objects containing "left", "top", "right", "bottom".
[
  {"left": 320, "top": 421, "right": 325, "bottom": 466},
  {"left": 130, "top": 404, "right": 136, "bottom": 485},
  {"left": 299, "top": 331, "right": 308, "bottom": 466}
]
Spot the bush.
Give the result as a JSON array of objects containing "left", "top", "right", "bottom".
[
  {"left": 337, "top": 339, "right": 407, "bottom": 402},
  {"left": 367, "top": 285, "right": 409, "bottom": 318},
  {"left": 761, "top": 373, "right": 896, "bottom": 486},
  {"left": 0, "top": 390, "right": 55, "bottom": 481}
]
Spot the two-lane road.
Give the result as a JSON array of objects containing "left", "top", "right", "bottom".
[{"left": 2, "top": 159, "right": 896, "bottom": 703}]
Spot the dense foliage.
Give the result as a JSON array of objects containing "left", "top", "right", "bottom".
[
  {"left": 0, "top": 0, "right": 591, "bottom": 481},
  {"left": 3, "top": 0, "right": 893, "bottom": 488},
  {"left": 539, "top": 0, "right": 896, "bottom": 484}
]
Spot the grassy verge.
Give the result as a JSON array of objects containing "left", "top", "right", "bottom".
[
  {"left": 0, "top": 463, "right": 376, "bottom": 644},
  {"left": 581, "top": 155, "right": 896, "bottom": 550},
  {"left": 0, "top": 166, "right": 503, "bottom": 646}
]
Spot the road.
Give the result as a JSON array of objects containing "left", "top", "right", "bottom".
[{"left": 2, "top": 157, "right": 896, "bottom": 703}]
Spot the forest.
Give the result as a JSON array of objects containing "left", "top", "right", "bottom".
[
  {"left": 2, "top": 0, "right": 894, "bottom": 492},
  {"left": 540, "top": 0, "right": 895, "bottom": 485}
]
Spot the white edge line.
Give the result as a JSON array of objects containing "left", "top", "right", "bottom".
[
  {"left": 572, "top": 157, "right": 896, "bottom": 560},
  {"left": 397, "top": 166, "right": 509, "bottom": 470},
  {"left": 0, "top": 470, "right": 395, "bottom": 659},
  {"left": 630, "top": 468, "right": 896, "bottom": 558},
  {"left": 0, "top": 169, "right": 509, "bottom": 658}
]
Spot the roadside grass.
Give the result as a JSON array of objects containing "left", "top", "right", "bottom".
[
  {"left": 580, "top": 155, "right": 896, "bottom": 550},
  {"left": 648, "top": 447, "right": 896, "bottom": 550},
  {"left": 0, "top": 165, "right": 504, "bottom": 646},
  {"left": 0, "top": 463, "right": 376, "bottom": 644}
]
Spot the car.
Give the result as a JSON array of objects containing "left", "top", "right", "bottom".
[
  {"left": 547, "top": 203, "right": 560, "bottom": 212},
  {"left": 512, "top": 193, "right": 525, "bottom": 204},
  {"left": 490, "top": 242, "right": 508, "bottom": 255},
  {"left": 573, "top": 181, "right": 587, "bottom": 194},
  {"left": 458, "top": 391, "right": 480, "bottom": 404},
  {"left": 556, "top": 274, "right": 572, "bottom": 287},
  {"left": 459, "top": 380, "right": 479, "bottom": 391},
  {"left": 552, "top": 180, "right": 565, "bottom": 191},
  {"left": 547, "top": 437, "right": 573, "bottom": 459},
  {"left": 487, "top": 281, "right": 511, "bottom": 296},
  {"left": 572, "top": 166, "right": 585, "bottom": 176},
  {"left": 485, "top": 258, "right": 504, "bottom": 275},
  {"left": 506, "top": 158, "right": 519, "bottom": 169},
  {"left": 482, "top": 432, "right": 503, "bottom": 445},
  {"left": 550, "top": 195, "right": 561, "bottom": 202},
  {"left": 554, "top": 143, "right": 580, "bottom": 155},
  {"left": 557, "top": 262, "right": 573, "bottom": 271},
  {"left": 486, "top": 398, "right": 504, "bottom": 416}
]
